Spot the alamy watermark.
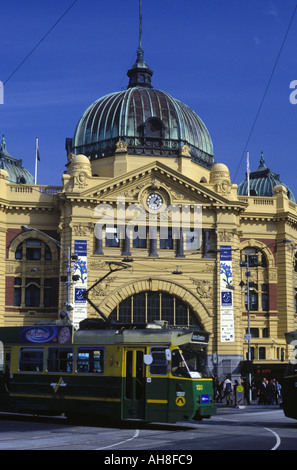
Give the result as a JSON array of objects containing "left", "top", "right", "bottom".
[
  {"left": 0, "top": 82, "right": 3, "bottom": 104},
  {"left": 289, "top": 80, "right": 297, "bottom": 104},
  {"left": 93, "top": 196, "right": 202, "bottom": 250}
]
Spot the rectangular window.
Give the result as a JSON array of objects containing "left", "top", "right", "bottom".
[
  {"left": 14, "top": 278, "right": 22, "bottom": 306},
  {"left": 261, "top": 284, "right": 269, "bottom": 311},
  {"left": 149, "top": 347, "right": 170, "bottom": 375},
  {"left": 262, "top": 328, "right": 269, "bottom": 338},
  {"left": 160, "top": 228, "right": 173, "bottom": 249},
  {"left": 245, "top": 289, "right": 258, "bottom": 311},
  {"left": 259, "top": 347, "right": 266, "bottom": 360},
  {"left": 105, "top": 227, "right": 120, "bottom": 247},
  {"left": 185, "top": 230, "right": 200, "bottom": 251},
  {"left": 26, "top": 247, "right": 41, "bottom": 260},
  {"left": 47, "top": 347, "right": 73, "bottom": 373},
  {"left": 25, "top": 279, "right": 40, "bottom": 307},
  {"left": 133, "top": 226, "right": 147, "bottom": 248},
  {"left": 19, "top": 347, "right": 44, "bottom": 372},
  {"left": 248, "top": 328, "right": 259, "bottom": 338},
  {"left": 77, "top": 348, "right": 104, "bottom": 374}
]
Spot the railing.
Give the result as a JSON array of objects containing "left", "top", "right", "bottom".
[{"left": 9, "top": 184, "right": 62, "bottom": 194}]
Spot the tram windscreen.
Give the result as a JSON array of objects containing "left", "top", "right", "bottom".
[
  {"left": 171, "top": 348, "right": 208, "bottom": 378},
  {"left": 285, "top": 346, "right": 297, "bottom": 376}
]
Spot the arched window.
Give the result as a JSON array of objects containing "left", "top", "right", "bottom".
[
  {"left": 110, "top": 292, "right": 202, "bottom": 328},
  {"left": 241, "top": 248, "right": 269, "bottom": 312},
  {"left": 11, "top": 238, "right": 58, "bottom": 310},
  {"left": 15, "top": 238, "right": 52, "bottom": 261}
]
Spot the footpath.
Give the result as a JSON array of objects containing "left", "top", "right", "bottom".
[{"left": 215, "top": 400, "right": 281, "bottom": 410}]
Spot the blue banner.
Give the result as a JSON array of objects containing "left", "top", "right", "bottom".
[
  {"left": 74, "top": 240, "right": 87, "bottom": 256},
  {"left": 220, "top": 245, "right": 232, "bottom": 261}
]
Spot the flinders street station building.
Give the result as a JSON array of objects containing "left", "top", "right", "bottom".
[{"left": 1, "top": 42, "right": 297, "bottom": 381}]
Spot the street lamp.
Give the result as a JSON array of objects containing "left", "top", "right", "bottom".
[
  {"left": 21, "top": 225, "right": 77, "bottom": 322},
  {"left": 240, "top": 238, "right": 292, "bottom": 403}
]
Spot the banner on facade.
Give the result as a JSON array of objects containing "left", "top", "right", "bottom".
[
  {"left": 73, "top": 240, "right": 88, "bottom": 329},
  {"left": 220, "top": 245, "right": 235, "bottom": 342}
]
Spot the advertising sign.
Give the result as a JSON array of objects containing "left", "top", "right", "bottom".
[
  {"left": 220, "top": 245, "right": 235, "bottom": 342},
  {"left": 20, "top": 325, "right": 72, "bottom": 344},
  {"left": 73, "top": 240, "right": 88, "bottom": 329}
]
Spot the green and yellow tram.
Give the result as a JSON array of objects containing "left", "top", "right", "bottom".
[
  {"left": 0, "top": 320, "right": 216, "bottom": 423},
  {"left": 282, "top": 330, "right": 297, "bottom": 420}
]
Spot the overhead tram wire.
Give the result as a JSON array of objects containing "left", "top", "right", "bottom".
[
  {"left": 2, "top": 0, "right": 79, "bottom": 88},
  {"left": 232, "top": 3, "right": 297, "bottom": 183}
]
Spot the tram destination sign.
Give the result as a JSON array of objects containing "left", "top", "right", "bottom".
[{"left": 191, "top": 332, "right": 209, "bottom": 343}]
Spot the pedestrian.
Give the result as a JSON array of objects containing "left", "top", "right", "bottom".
[
  {"left": 217, "top": 380, "right": 224, "bottom": 403},
  {"left": 212, "top": 375, "right": 218, "bottom": 400},
  {"left": 242, "top": 377, "right": 250, "bottom": 405},
  {"left": 223, "top": 375, "right": 233, "bottom": 406},
  {"left": 276, "top": 380, "right": 282, "bottom": 404},
  {"left": 266, "top": 379, "right": 275, "bottom": 405},
  {"left": 258, "top": 377, "right": 267, "bottom": 405}
]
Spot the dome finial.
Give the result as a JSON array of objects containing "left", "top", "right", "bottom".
[
  {"left": 1, "top": 135, "right": 6, "bottom": 152},
  {"left": 127, "top": 0, "right": 153, "bottom": 88}
]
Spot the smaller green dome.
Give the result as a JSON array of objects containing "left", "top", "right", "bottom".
[
  {"left": 238, "top": 153, "right": 295, "bottom": 202},
  {"left": 0, "top": 135, "right": 34, "bottom": 185}
]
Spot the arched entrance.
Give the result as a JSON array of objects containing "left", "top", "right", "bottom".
[
  {"left": 96, "top": 278, "right": 212, "bottom": 331},
  {"left": 109, "top": 291, "right": 202, "bottom": 328}
]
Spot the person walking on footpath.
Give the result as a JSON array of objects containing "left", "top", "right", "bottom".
[{"left": 223, "top": 375, "right": 233, "bottom": 406}]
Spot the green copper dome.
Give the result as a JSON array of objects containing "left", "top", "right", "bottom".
[
  {"left": 238, "top": 154, "right": 295, "bottom": 202},
  {"left": 0, "top": 136, "right": 34, "bottom": 185},
  {"left": 67, "top": 48, "right": 214, "bottom": 170}
]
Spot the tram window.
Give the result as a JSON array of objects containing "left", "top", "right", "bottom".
[
  {"left": 19, "top": 347, "right": 44, "bottom": 372},
  {"left": 171, "top": 349, "right": 191, "bottom": 378},
  {"left": 77, "top": 348, "right": 104, "bottom": 373},
  {"left": 47, "top": 347, "right": 73, "bottom": 373},
  {"left": 149, "top": 348, "right": 170, "bottom": 375}
]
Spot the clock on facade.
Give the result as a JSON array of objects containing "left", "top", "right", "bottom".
[{"left": 146, "top": 193, "right": 163, "bottom": 210}]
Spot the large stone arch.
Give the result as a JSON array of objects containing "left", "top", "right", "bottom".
[{"left": 97, "top": 277, "right": 213, "bottom": 331}]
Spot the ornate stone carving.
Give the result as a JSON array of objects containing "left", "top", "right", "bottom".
[
  {"left": 115, "top": 141, "right": 128, "bottom": 153},
  {"left": 179, "top": 145, "right": 191, "bottom": 157},
  {"left": 190, "top": 278, "right": 213, "bottom": 299},
  {"left": 91, "top": 277, "right": 117, "bottom": 297},
  {"left": 73, "top": 223, "right": 92, "bottom": 236},
  {"left": 217, "top": 230, "right": 235, "bottom": 242}
]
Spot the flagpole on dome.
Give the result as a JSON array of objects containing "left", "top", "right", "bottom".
[
  {"left": 247, "top": 150, "right": 250, "bottom": 196},
  {"left": 34, "top": 137, "right": 40, "bottom": 184}
]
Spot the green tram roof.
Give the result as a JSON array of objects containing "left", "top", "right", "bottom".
[
  {"left": 0, "top": 322, "right": 210, "bottom": 350},
  {"left": 74, "top": 326, "right": 209, "bottom": 350}
]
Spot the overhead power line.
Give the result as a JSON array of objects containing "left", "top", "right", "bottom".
[
  {"left": 233, "top": 3, "right": 297, "bottom": 182},
  {"left": 2, "top": 0, "right": 79, "bottom": 87}
]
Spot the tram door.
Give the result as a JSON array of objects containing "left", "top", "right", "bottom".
[{"left": 123, "top": 348, "right": 146, "bottom": 420}]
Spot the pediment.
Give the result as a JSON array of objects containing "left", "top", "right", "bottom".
[{"left": 66, "top": 161, "right": 246, "bottom": 210}]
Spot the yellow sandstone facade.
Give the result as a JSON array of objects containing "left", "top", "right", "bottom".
[
  {"left": 1, "top": 42, "right": 297, "bottom": 380},
  {"left": 1, "top": 147, "right": 297, "bottom": 379}
]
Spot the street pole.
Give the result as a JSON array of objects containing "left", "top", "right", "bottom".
[{"left": 246, "top": 252, "right": 252, "bottom": 403}]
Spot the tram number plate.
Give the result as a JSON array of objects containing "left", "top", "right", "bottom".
[{"left": 196, "top": 384, "right": 203, "bottom": 391}]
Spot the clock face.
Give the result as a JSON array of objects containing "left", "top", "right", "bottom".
[{"left": 146, "top": 193, "right": 163, "bottom": 210}]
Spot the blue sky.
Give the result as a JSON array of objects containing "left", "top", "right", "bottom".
[{"left": 1, "top": 0, "right": 297, "bottom": 193}]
